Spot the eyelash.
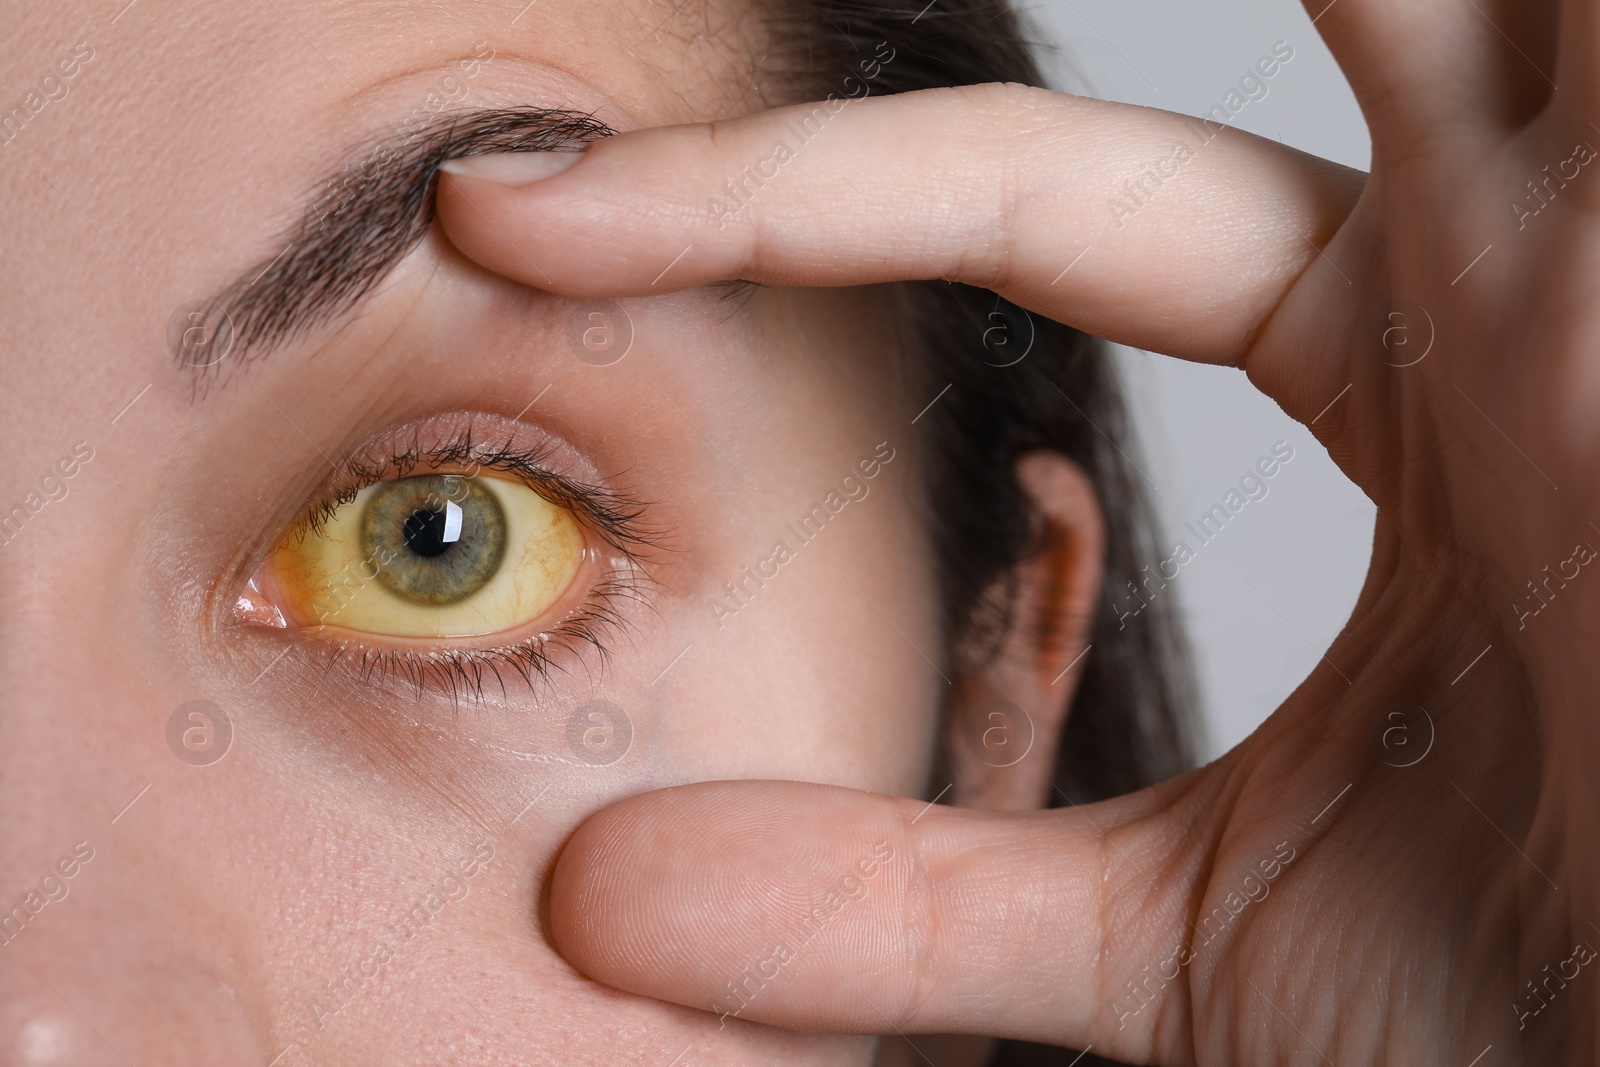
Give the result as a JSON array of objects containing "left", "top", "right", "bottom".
[{"left": 281, "top": 425, "right": 666, "bottom": 703}]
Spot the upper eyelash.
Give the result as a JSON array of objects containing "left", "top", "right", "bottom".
[
  {"left": 297, "top": 424, "right": 664, "bottom": 562},
  {"left": 281, "top": 424, "right": 670, "bottom": 704}
]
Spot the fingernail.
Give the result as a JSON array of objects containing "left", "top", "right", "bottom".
[{"left": 438, "top": 150, "right": 584, "bottom": 186}]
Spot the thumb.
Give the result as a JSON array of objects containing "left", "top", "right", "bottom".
[{"left": 549, "top": 779, "right": 1202, "bottom": 1060}]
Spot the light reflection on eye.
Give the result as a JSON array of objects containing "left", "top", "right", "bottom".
[{"left": 260, "top": 472, "right": 585, "bottom": 638}]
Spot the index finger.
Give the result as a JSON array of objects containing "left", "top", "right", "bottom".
[{"left": 435, "top": 84, "right": 1364, "bottom": 365}]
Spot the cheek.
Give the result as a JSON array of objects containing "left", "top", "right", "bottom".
[
  {"left": 648, "top": 462, "right": 943, "bottom": 797},
  {"left": 652, "top": 600, "right": 940, "bottom": 795},
  {"left": 635, "top": 285, "right": 942, "bottom": 796}
]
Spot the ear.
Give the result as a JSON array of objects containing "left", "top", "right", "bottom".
[{"left": 943, "top": 451, "right": 1105, "bottom": 812}]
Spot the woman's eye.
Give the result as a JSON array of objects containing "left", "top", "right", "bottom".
[{"left": 258, "top": 473, "right": 586, "bottom": 638}]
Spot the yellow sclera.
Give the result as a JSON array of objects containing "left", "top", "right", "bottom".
[{"left": 270, "top": 474, "right": 584, "bottom": 639}]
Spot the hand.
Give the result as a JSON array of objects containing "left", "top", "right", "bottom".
[{"left": 435, "top": 3, "right": 1600, "bottom": 1060}]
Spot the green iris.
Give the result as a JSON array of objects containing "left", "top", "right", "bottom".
[{"left": 361, "top": 475, "right": 507, "bottom": 606}]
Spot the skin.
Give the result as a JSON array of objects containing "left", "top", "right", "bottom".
[
  {"left": 436, "top": 0, "right": 1600, "bottom": 1063},
  {"left": 0, "top": 1, "right": 1102, "bottom": 1064}
]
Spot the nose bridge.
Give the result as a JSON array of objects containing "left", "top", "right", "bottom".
[{"left": 0, "top": 580, "right": 267, "bottom": 1067}]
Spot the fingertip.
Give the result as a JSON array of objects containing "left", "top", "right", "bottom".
[
  {"left": 432, "top": 164, "right": 546, "bottom": 287},
  {"left": 439, "top": 150, "right": 586, "bottom": 186},
  {"left": 432, "top": 136, "right": 721, "bottom": 296},
  {"left": 542, "top": 781, "right": 932, "bottom": 1033},
  {"left": 546, "top": 790, "right": 664, "bottom": 985},
  {"left": 549, "top": 785, "right": 768, "bottom": 1001}
]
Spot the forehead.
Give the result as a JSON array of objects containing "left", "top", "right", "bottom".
[
  {"left": 2, "top": 0, "right": 769, "bottom": 306},
  {"left": 12, "top": 0, "right": 769, "bottom": 125},
  {"left": 0, "top": 0, "right": 788, "bottom": 431}
]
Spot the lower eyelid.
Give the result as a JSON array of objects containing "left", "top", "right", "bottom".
[{"left": 263, "top": 564, "right": 651, "bottom": 703}]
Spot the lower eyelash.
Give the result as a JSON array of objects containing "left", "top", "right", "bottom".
[{"left": 319, "top": 567, "right": 652, "bottom": 705}]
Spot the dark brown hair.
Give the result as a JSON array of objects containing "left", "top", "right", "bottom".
[{"left": 775, "top": 3, "right": 1198, "bottom": 1063}]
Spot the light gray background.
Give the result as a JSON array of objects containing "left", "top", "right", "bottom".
[{"left": 1028, "top": 0, "right": 1377, "bottom": 760}]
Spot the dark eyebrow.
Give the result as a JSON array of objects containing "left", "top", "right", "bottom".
[{"left": 181, "top": 107, "right": 614, "bottom": 378}]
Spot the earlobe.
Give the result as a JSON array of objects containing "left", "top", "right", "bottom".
[{"left": 943, "top": 451, "right": 1106, "bottom": 812}]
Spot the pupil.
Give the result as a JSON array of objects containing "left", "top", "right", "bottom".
[{"left": 402, "top": 507, "right": 453, "bottom": 558}]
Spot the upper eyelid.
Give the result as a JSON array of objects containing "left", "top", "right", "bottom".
[{"left": 293, "top": 429, "right": 667, "bottom": 569}]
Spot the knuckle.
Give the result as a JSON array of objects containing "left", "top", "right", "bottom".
[
  {"left": 895, "top": 812, "right": 942, "bottom": 1029},
  {"left": 941, "top": 85, "right": 1061, "bottom": 289}
]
